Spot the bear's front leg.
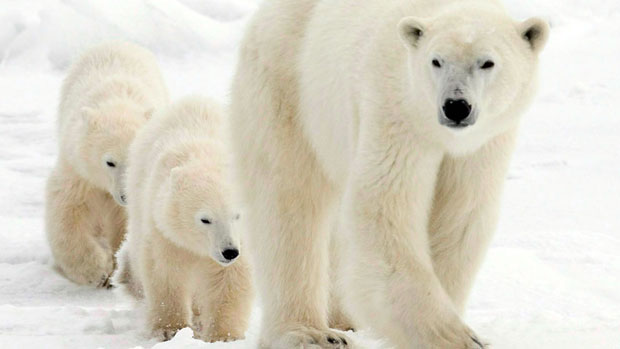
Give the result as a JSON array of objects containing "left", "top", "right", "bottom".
[
  {"left": 192, "top": 256, "right": 253, "bottom": 343},
  {"left": 45, "top": 163, "right": 114, "bottom": 287},
  {"left": 143, "top": 239, "right": 193, "bottom": 341},
  {"left": 100, "top": 198, "right": 127, "bottom": 263},
  {"left": 430, "top": 130, "right": 517, "bottom": 314},
  {"left": 341, "top": 132, "right": 485, "bottom": 349}
]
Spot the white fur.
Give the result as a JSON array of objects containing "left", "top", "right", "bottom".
[
  {"left": 230, "top": 0, "right": 548, "bottom": 347},
  {"left": 46, "top": 41, "right": 168, "bottom": 287},
  {"left": 116, "top": 97, "right": 253, "bottom": 341}
]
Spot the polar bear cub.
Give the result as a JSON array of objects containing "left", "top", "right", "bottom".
[
  {"left": 46, "top": 41, "right": 168, "bottom": 287},
  {"left": 116, "top": 97, "right": 253, "bottom": 342}
]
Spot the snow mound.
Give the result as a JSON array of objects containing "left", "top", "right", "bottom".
[{"left": 0, "top": 0, "right": 257, "bottom": 70}]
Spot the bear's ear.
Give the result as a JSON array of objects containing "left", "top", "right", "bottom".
[
  {"left": 80, "top": 106, "right": 96, "bottom": 120},
  {"left": 160, "top": 152, "right": 182, "bottom": 171},
  {"left": 169, "top": 166, "right": 184, "bottom": 190},
  {"left": 80, "top": 106, "right": 100, "bottom": 127},
  {"left": 519, "top": 17, "right": 549, "bottom": 54},
  {"left": 398, "top": 17, "right": 427, "bottom": 48},
  {"left": 144, "top": 107, "right": 155, "bottom": 119}
]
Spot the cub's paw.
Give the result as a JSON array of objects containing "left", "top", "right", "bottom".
[
  {"left": 267, "top": 325, "right": 351, "bottom": 348},
  {"left": 198, "top": 332, "right": 244, "bottom": 343},
  {"left": 193, "top": 318, "right": 245, "bottom": 343},
  {"left": 85, "top": 249, "right": 115, "bottom": 288},
  {"left": 153, "top": 326, "right": 185, "bottom": 342},
  {"left": 61, "top": 246, "right": 115, "bottom": 287},
  {"left": 98, "top": 273, "right": 114, "bottom": 289}
]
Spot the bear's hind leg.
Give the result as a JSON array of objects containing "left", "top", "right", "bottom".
[
  {"left": 244, "top": 169, "right": 350, "bottom": 348},
  {"left": 328, "top": 228, "right": 356, "bottom": 332},
  {"left": 230, "top": 31, "right": 351, "bottom": 348}
]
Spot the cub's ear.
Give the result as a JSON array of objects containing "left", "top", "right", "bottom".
[
  {"left": 519, "top": 17, "right": 549, "bottom": 54},
  {"left": 80, "top": 106, "right": 96, "bottom": 120},
  {"left": 169, "top": 166, "right": 185, "bottom": 190},
  {"left": 144, "top": 107, "right": 155, "bottom": 119},
  {"left": 160, "top": 151, "right": 183, "bottom": 171},
  {"left": 398, "top": 16, "right": 428, "bottom": 48},
  {"left": 80, "top": 106, "right": 100, "bottom": 127}
]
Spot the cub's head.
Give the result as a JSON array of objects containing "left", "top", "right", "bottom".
[
  {"left": 79, "top": 101, "right": 151, "bottom": 205},
  {"left": 155, "top": 162, "right": 241, "bottom": 266},
  {"left": 397, "top": 9, "right": 549, "bottom": 149}
]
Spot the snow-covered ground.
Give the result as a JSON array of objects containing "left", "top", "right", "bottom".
[{"left": 0, "top": 0, "right": 618, "bottom": 348}]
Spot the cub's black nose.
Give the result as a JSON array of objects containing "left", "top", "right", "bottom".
[
  {"left": 442, "top": 99, "right": 472, "bottom": 123},
  {"left": 222, "top": 248, "right": 239, "bottom": 261}
]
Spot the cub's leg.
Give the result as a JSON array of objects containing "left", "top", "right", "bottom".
[
  {"left": 192, "top": 256, "right": 253, "bottom": 342},
  {"left": 100, "top": 199, "right": 127, "bottom": 267},
  {"left": 45, "top": 162, "right": 114, "bottom": 287},
  {"left": 142, "top": 235, "right": 194, "bottom": 340},
  {"left": 430, "top": 131, "right": 517, "bottom": 314}
]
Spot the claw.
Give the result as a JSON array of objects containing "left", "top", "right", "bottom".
[
  {"left": 98, "top": 274, "right": 112, "bottom": 288},
  {"left": 471, "top": 335, "right": 486, "bottom": 348}
]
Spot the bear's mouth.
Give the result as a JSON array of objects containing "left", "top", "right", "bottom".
[
  {"left": 215, "top": 257, "right": 236, "bottom": 267},
  {"left": 440, "top": 119, "right": 475, "bottom": 129},
  {"left": 438, "top": 107, "right": 478, "bottom": 130}
]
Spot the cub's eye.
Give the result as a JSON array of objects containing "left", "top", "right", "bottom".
[
  {"left": 201, "top": 218, "right": 212, "bottom": 225},
  {"left": 106, "top": 161, "right": 116, "bottom": 168},
  {"left": 480, "top": 60, "right": 495, "bottom": 69},
  {"left": 234, "top": 214, "right": 241, "bottom": 220},
  {"left": 432, "top": 59, "right": 442, "bottom": 68}
]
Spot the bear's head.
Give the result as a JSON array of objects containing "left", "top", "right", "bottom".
[
  {"left": 155, "top": 161, "right": 242, "bottom": 266},
  {"left": 79, "top": 100, "right": 152, "bottom": 206},
  {"left": 397, "top": 7, "right": 549, "bottom": 153}
]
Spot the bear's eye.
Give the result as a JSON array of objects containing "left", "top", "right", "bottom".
[
  {"left": 201, "top": 218, "right": 212, "bottom": 225},
  {"left": 106, "top": 161, "right": 116, "bottom": 168},
  {"left": 432, "top": 59, "right": 442, "bottom": 68},
  {"left": 234, "top": 214, "right": 240, "bottom": 220},
  {"left": 480, "top": 60, "right": 495, "bottom": 69}
]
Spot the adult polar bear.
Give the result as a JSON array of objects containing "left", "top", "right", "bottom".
[{"left": 230, "top": 0, "right": 548, "bottom": 347}]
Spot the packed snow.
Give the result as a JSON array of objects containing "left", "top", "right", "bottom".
[{"left": 0, "top": 0, "right": 618, "bottom": 348}]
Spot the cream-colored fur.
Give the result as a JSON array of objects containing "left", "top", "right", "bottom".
[
  {"left": 46, "top": 41, "right": 168, "bottom": 287},
  {"left": 116, "top": 97, "right": 253, "bottom": 342},
  {"left": 230, "top": 0, "right": 548, "bottom": 347}
]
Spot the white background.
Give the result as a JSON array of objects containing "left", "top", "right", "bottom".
[{"left": 0, "top": 0, "right": 619, "bottom": 348}]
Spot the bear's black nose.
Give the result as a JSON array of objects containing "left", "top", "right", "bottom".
[
  {"left": 442, "top": 99, "right": 472, "bottom": 123},
  {"left": 222, "top": 248, "right": 239, "bottom": 261}
]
